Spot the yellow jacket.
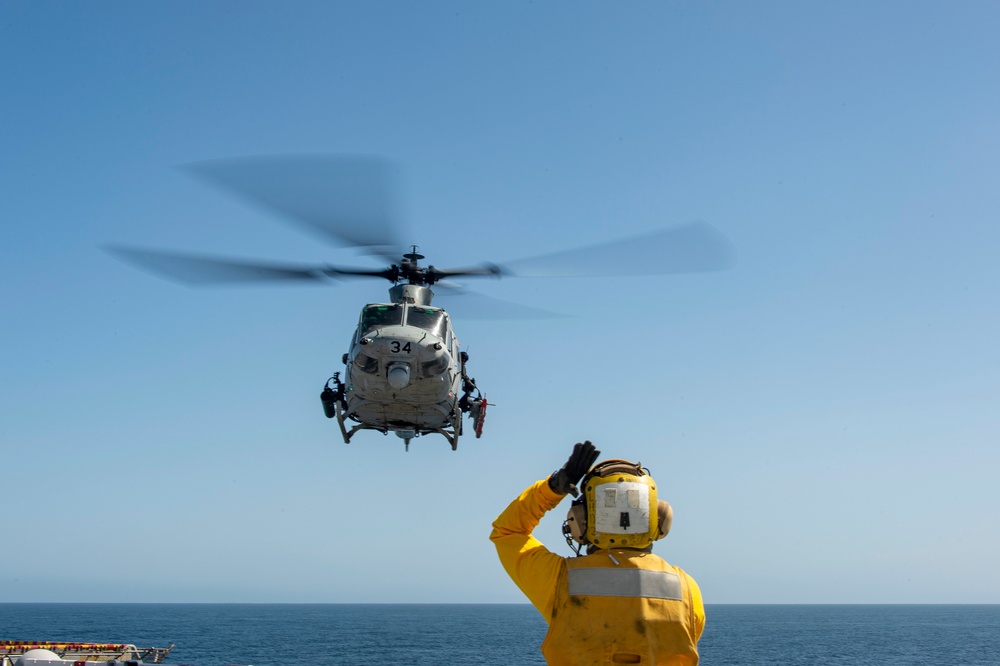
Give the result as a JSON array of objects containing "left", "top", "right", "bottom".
[{"left": 491, "top": 479, "right": 705, "bottom": 666}]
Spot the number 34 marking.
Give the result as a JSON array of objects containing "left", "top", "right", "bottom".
[{"left": 390, "top": 341, "right": 412, "bottom": 353}]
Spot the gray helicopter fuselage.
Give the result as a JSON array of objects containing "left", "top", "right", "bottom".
[{"left": 343, "top": 288, "right": 464, "bottom": 432}]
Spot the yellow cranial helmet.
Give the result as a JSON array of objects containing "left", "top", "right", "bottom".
[{"left": 563, "top": 459, "right": 672, "bottom": 554}]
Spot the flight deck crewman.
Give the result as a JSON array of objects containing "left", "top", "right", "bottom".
[{"left": 490, "top": 441, "right": 705, "bottom": 666}]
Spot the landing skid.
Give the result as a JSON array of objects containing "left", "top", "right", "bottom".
[{"left": 334, "top": 400, "right": 460, "bottom": 451}]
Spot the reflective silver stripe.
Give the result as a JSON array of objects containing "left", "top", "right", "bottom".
[{"left": 568, "top": 567, "right": 682, "bottom": 600}]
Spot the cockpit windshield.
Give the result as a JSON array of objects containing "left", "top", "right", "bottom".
[
  {"left": 406, "top": 308, "right": 447, "bottom": 339},
  {"left": 360, "top": 305, "right": 402, "bottom": 334}
]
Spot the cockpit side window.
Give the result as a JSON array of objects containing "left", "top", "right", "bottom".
[
  {"left": 360, "top": 305, "right": 402, "bottom": 334},
  {"left": 405, "top": 308, "right": 447, "bottom": 339}
]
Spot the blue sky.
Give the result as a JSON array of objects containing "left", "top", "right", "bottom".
[{"left": 2, "top": 1, "right": 998, "bottom": 604}]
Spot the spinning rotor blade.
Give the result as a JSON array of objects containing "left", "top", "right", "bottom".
[
  {"left": 426, "top": 264, "right": 502, "bottom": 281},
  {"left": 433, "top": 284, "right": 567, "bottom": 319},
  {"left": 183, "top": 154, "right": 403, "bottom": 262},
  {"left": 105, "top": 246, "right": 332, "bottom": 285},
  {"left": 500, "top": 220, "right": 736, "bottom": 277}
]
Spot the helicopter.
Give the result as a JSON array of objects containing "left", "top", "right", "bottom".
[
  {"left": 107, "top": 154, "right": 735, "bottom": 451},
  {"left": 320, "top": 245, "right": 496, "bottom": 451}
]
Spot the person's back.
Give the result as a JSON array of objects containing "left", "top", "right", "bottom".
[{"left": 542, "top": 549, "right": 700, "bottom": 665}]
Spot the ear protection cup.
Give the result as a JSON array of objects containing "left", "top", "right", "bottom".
[
  {"left": 656, "top": 500, "right": 673, "bottom": 540},
  {"left": 565, "top": 503, "right": 587, "bottom": 545}
]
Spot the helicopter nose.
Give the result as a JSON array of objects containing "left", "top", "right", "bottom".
[{"left": 387, "top": 363, "right": 410, "bottom": 389}]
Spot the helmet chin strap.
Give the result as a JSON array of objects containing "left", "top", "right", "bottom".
[{"left": 562, "top": 496, "right": 589, "bottom": 556}]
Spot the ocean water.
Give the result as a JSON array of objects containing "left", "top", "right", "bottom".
[{"left": 2, "top": 603, "right": 998, "bottom": 665}]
